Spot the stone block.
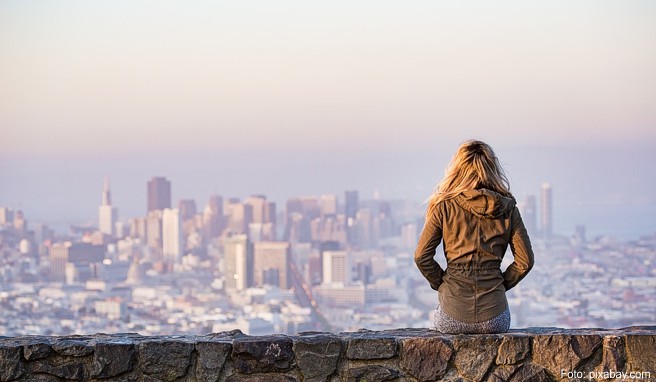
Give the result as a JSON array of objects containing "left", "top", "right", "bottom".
[
  {"left": 0, "top": 345, "right": 25, "bottom": 381},
  {"left": 293, "top": 334, "right": 342, "bottom": 382},
  {"left": 346, "top": 365, "right": 400, "bottom": 382},
  {"left": 23, "top": 342, "right": 53, "bottom": 361},
  {"left": 509, "top": 363, "right": 551, "bottom": 382},
  {"left": 625, "top": 334, "right": 656, "bottom": 374},
  {"left": 453, "top": 336, "right": 501, "bottom": 382},
  {"left": 225, "top": 375, "right": 298, "bottom": 382},
  {"left": 533, "top": 334, "right": 602, "bottom": 376},
  {"left": 497, "top": 335, "right": 531, "bottom": 365},
  {"left": 346, "top": 336, "right": 397, "bottom": 360},
  {"left": 400, "top": 337, "right": 453, "bottom": 382},
  {"left": 52, "top": 339, "right": 93, "bottom": 357},
  {"left": 91, "top": 341, "right": 136, "bottom": 379},
  {"left": 31, "top": 359, "right": 87, "bottom": 381},
  {"left": 139, "top": 339, "right": 194, "bottom": 381},
  {"left": 232, "top": 336, "right": 295, "bottom": 374},
  {"left": 195, "top": 341, "right": 232, "bottom": 382},
  {"left": 600, "top": 335, "right": 625, "bottom": 373}
]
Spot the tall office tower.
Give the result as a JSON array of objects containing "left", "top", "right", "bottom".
[
  {"left": 147, "top": 177, "right": 171, "bottom": 212},
  {"left": 162, "top": 208, "right": 182, "bottom": 267},
  {"left": 320, "top": 194, "right": 338, "bottom": 218},
  {"left": 540, "top": 183, "right": 553, "bottom": 239},
  {"left": 146, "top": 210, "right": 163, "bottom": 254},
  {"left": 225, "top": 202, "right": 253, "bottom": 234},
  {"left": 0, "top": 207, "right": 13, "bottom": 225},
  {"left": 245, "top": 195, "right": 267, "bottom": 223},
  {"left": 223, "top": 234, "right": 253, "bottom": 291},
  {"left": 322, "top": 250, "right": 350, "bottom": 285},
  {"left": 98, "top": 177, "right": 118, "bottom": 237},
  {"left": 129, "top": 217, "right": 147, "bottom": 240},
  {"left": 178, "top": 199, "right": 197, "bottom": 221},
  {"left": 49, "top": 242, "right": 105, "bottom": 283},
  {"left": 401, "top": 222, "right": 418, "bottom": 249},
  {"left": 520, "top": 195, "right": 537, "bottom": 235},
  {"left": 345, "top": 190, "right": 359, "bottom": 245},
  {"left": 253, "top": 241, "right": 291, "bottom": 289},
  {"left": 203, "top": 194, "right": 224, "bottom": 239}
]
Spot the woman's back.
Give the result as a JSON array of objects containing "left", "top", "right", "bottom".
[{"left": 414, "top": 140, "right": 534, "bottom": 334}]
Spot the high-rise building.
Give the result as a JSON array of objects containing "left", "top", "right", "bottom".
[
  {"left": 146, "top": 210, "right": 163, "bottom": 253},
  {"left": 224, "top": 234, "right": 253, "bottom": 290},
  {"left": 147, "top": 177, "right": 171, "bottom": 212},
  {"left": 162, "top": 208, "right": 182, "bottom": 267},
  {"left": 98, "top": 177, "right": 118, "bottom": 237},
  {"left": 253, "top": 241, "right": 291, "bottom": 289},
  {"left": 49, "top": 242, "right": 105, "bottom": 282},
  {"left": 520, "top": 195, "right": 537, "bottom": 235},
  {"left": 320, "top": 194, "right": 338, "bottom": 217},
  {"left": 322, "top": 250, "right": 350, "bottom": 285},
  {"left": 178, "top": 199, "right": 197, "bottom": 221},
  {"left": 203, "top": 194, "right": 224, "bottom": 239},
  {"left": 345, "top": 190, "right": 359, "bottom": 245},
  {"left": 540, "top": 183, "right": 553, "bottom": 239}
]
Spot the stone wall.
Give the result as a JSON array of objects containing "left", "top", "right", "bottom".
[{"left": 0, "top": 327, "right": 654, "bottom": 381}]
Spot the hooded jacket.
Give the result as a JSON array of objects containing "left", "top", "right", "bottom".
[{"left": 414, "top": 188, "right": 534, "bottom": 323}]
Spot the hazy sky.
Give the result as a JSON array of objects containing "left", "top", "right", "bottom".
[{"left": 1, "top": 1, "right": 655, "bottom": 238}]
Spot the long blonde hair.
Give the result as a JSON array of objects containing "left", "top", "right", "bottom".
[{"left": 427, "top": 140, "right": 511, "bottom": 214}]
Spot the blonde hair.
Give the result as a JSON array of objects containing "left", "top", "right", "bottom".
[{"left": 427, "top": 140, "right": 511, "bottom": 214}]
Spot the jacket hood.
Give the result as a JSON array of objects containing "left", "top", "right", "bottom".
[{"left": 454, "top": 188, "right": 516, "bottom": 218}]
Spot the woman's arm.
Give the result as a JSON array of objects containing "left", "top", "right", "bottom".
[
  {"left": 414, "top": 207, "right": 445, "bottom": 291},
  {"left": 503, "top": 207, "right": 535, "bottom": 290}
]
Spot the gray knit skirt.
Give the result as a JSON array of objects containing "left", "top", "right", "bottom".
[{"left": 433, "top": 304, "right": 511, "bottom": 334}]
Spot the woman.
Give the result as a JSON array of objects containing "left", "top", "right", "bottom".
[{"left": 414, "top": 140, "right": 534, "bottom": 334}]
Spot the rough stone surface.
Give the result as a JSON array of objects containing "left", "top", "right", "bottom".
[
  {"left": 196, "top": 340, "right": 232, "bottom": 382},
  {"left": 625, "top": 334, "right": 656, "bottom": 373},
  {"left": 400, "top": 337, "right": 453, "bottom": 381},
  {"left": 346, "top": 335, "right": 397, "bottom": 360},
  {"left": 232, "top": 336, "right": 295, "bottom": 373},
  {"left": 533, "top": 334, "right": 602, "bottom": 376},
  {"left": 139, "top": 339, "right": 194, "bottom": 381},
  {"left": 0, "top": 345, "right": 25, "bottom": 381},
  {"left": 453, "top": 336, "right": 501, "bottom": 382},
  {"left": 52, "top": 339, "right": 93, "bottom": 357},
  {"left": 599, "top": 335, "right": 626, "bottom": 373},
  {"left": 293, "top": 334, "right": 342, "bottom": 382},
  {"left": 509, "top": 363, "right": 551, "bottom": 382},
  {"left": 91, "top": 341, "right": 136, "bottom": 379},
  {"left": 0, "top": 327, "right": 654, "bottom": 382},
  {"left": 497, "top": 335, "right": 531, "bottom": 365},
  {"left": 225, "top": 375, "right": 298, "bottom": 382},
  {"left": 23, "top": 342, "right": 53, "bottom": 361},
  {"left": 488, "top": 365, "right": 520, "bottom": 382},
  {"left": 346, "top": 365, "right": 400, "bottom": 382},
  {"left": 31, "top": 357, "right": 88, "bottom": 381}
]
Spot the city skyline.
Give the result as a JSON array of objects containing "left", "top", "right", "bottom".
[{"left": 2, "top": 1, "right": 656, "bottom": 240}]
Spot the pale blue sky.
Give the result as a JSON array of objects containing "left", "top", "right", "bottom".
[{"left": 1, "top": 1, "right": 655, "bottom": 238}]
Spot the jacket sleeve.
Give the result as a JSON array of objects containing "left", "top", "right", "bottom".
[
  {"left": 414, "top": 206, "right": 444, "bottom": 291},
  {"left": 503, "top": 207, "right": 535, "bottom": 290}
]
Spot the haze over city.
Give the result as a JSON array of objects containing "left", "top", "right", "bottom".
[{"left": 2, "top": 0, "right": 656, "bottom": 239}]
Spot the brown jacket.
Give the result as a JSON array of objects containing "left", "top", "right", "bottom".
[{"left": 414, "top": 188, "right": 534, "bottom": 323}]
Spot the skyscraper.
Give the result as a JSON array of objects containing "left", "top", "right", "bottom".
[
  {"left": 253, "top": 241, "right": 291, "bottom": 289},
  {"left": 540, "top": 183, "right": 553, "bottom": 239},
  {"left": 224, "top": 234, "right": 253, "bottom": 291},
  {"left": 98, "top": 177, "right": 118, "bottom": 237},
  {"left": 345, "top": 190, "right": 359, "bottom": 245},
  {"left": 162, "top": 208, "right": 182, "bottom": 267},
  {"left": 521, "top": 195, "right": 537, "bottom": 235},
  {"left": 147, "top": 177, "right": 171, "bottom": 212},
  {"left": 322, "top": 250, "right": 350, "bottom": 285}
]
